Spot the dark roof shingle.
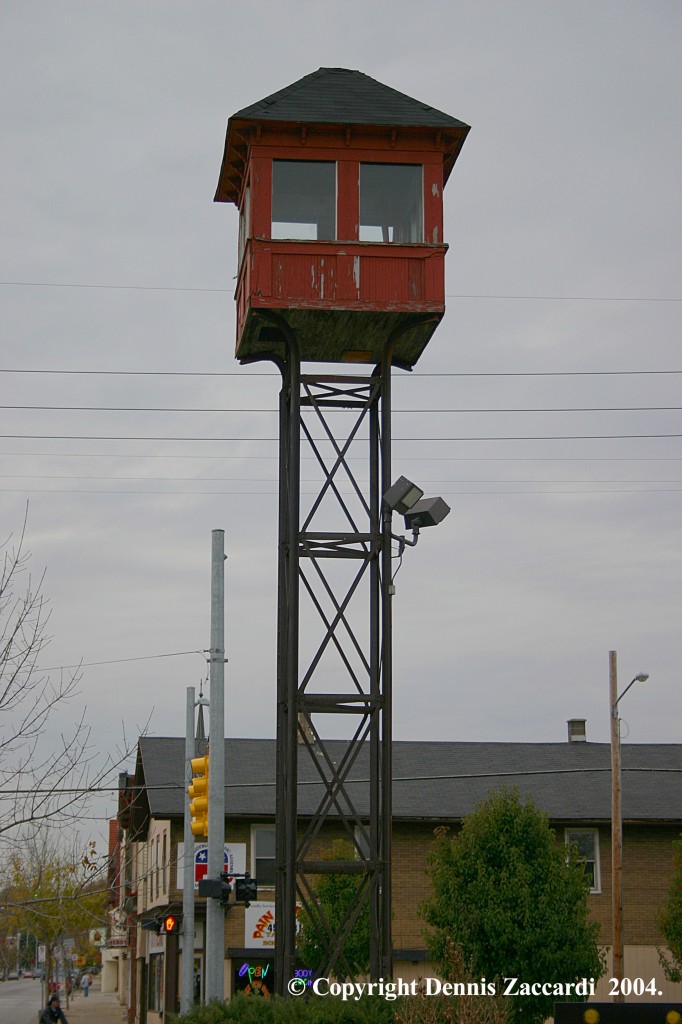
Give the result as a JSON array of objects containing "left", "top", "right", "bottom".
[
  {"left": 138, "top": 737, "right": 682, "bottom": 824},
  {"left": 231, "top": 67, "right": 469, "bottom": 130}
]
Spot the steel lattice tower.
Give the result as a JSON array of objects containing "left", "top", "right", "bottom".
[{"left": 215, "top": 67, "right": 469, "bottom": 994}]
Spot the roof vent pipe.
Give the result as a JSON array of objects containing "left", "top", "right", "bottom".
[{"left": 567, "top": 718, "right": 587, "bottom": 743}]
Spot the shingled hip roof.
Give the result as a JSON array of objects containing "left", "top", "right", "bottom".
[
  {"left": 215, "top": 67, "right": 470, "bottom": 205},
  {"left": 230, "top": 67, "right": 470, "bottom": 129}
]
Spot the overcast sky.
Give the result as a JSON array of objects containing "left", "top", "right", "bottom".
[{"left": 1, "top": 1, "right": 680, "bottom": 833}]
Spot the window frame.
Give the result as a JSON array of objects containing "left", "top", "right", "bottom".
[
  {"left": 565, "top": 827, "right": 601, "bottom": 893},
  {"left": 251, "top": 824, "right": 276, "bottom": 889},
  {"left": 271, "top": 159, "right": 337, "bottom": 241},
  {"left": 359, "top": 162, "right": 424, "bottom": 244},
  {"left": 238, "top": 180, "right": 251, "bottom": 265}
]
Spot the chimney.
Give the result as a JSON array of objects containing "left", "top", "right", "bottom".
[{"left": 567, "top": 718, "right": 587, "bottom": 743}]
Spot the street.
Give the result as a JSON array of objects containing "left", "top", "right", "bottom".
[{"left": 0, "top": 975, "right": 43, "bottom": 1024}]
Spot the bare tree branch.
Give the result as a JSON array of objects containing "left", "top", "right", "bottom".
[{"left": 0, "top": 512, "right": 140, "bottom": 846}]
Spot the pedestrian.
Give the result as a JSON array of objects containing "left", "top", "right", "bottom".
[
  {"left": 80, "top": 971, "right": 91, "bottom": 997},
  {"left": 40, "top": 993, "right": 69, "bottom": 1024}
]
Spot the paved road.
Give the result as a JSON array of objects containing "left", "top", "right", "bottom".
[{"left": 0, "top": 976, "right": 43, "bottom": 1024}]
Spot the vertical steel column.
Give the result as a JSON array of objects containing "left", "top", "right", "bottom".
[
  {"left": 273, "top": 328, "right": 393, "bottom": 992},
  {"left": 380, "top": 343, "right": 393, "bottom": 978},
  {"left": 368, "top": 363, "right": 381, "bottom": 980},
  {"left": 275, "top": 331, "right": 301, "bottom": 991}
]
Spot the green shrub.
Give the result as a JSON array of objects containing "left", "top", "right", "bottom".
[{"left": 173, "top": 992, "right": 394, "bottom": 1024}]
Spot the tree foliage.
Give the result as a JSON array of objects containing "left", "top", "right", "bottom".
[
  {"left": 420, "top": 787, "right": 604, "bottom": 1024},
  {"left": 658, "top": 836, "right": 682, "bottom": 982},
  {"left": 1, "top": 829, "right": 108, "bottom": 985},
  {"left": 297, "top": 839, "right": 370, "bottom": 980}
]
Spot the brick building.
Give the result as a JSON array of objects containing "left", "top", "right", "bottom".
[{"left": 109, "top": 731, "right": 682, "bottom": 1021}]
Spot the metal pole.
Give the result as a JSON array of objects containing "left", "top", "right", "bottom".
[
  {"left": 205, "top": 530, "right": 225, "bottom": 1003},
  {"left": 181, "top": 687, "right": 196, "bottom": 1014},
  {"left": 283, "top": 343, "right": 301, "bottom": 988},
  {"left": 369, "top": 374, "right": 381, "bottom": 978},
  {"left": 609, "top": 649, "right": 624, "bottom": 1001},
  {"left": 271, "top": 322, "right": 300, "bottom": 995},
  {"left": 380, "top": 343, "right": 393, "bottom": 978}
]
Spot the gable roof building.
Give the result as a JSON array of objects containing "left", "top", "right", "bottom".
[
  {"left": 130, "top": 734, "right": 682, "bottom": 825},
  {"left": 113, "top": 733, "right": 682, "bottom": 1016}
]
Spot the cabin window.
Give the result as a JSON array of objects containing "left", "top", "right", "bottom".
[
  {"left": 565, "top": 828, "right": 600, "bottom": 892},
  {"left": 272, "top": 160, "right": 336, "bottom": 240},
  {"left": 359, "top": 163, "right": 423, "bottom": 243},
  {"left": 251, "top": 824, "right": 276, "bottom": 886},
  {"left": 238, "top": 184, "right": 250, "bottom": 263}
]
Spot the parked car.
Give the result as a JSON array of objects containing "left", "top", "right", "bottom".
[{"left": 8, "top": 971, "right": 19, "bottom": 980}]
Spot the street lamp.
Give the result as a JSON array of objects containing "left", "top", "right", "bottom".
[
  {"left": 383, "top": 476, "right": 450, "bottom": 553},
  {"left": 609, "top": 650, "right": 649, "bottom": 1002}
]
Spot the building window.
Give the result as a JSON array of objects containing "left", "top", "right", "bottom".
[
  {"left": 238, "top": 183, "right": 250, "bottom": 264},
  {"left": 162, "top": 832, "right": 167, "bottom": 895},
  {"left": 359, "top": 163, "right": 423, "bottom": 243},
  {"left": 565, "top": 828, "right": 600, "bottom": 892},
  {"left": 272, "top": 160, "right": 336, "bottom": 240},
  {"left": 252, "top": 825, "right": 276, "bottom": 887},
  {"left": 354, "top": 824, "right": 371, "bottom": 861}
]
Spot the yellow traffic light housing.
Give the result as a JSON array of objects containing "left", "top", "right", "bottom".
[{"left": 188, "top": 752, "right": 209, "bottom": 837}]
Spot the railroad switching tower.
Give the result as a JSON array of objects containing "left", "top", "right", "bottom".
[{"left": 215, "top": 68, "right": 469, "bottom": 992}]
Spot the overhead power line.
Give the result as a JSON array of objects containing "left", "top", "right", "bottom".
[
  {"left": 1, "top": 450, "right": 680, "bottom": 463},
  {"left": 2, "top": 432, "right": 681, "bottom": 442},
  {"left": 38, "top": 649, "right": 206, "bottom": 672},
  {"left": 4, "top": 486, "right": 681, "bottom": 496},
  {"left": 1, "top": 279, "right": 681, "bottom": 301},
  {"left": 1, "top": 367, "right": 682, "bottom": 377},
  {"left": 4, "top": 474, "right": 681, "bottom": 484},
  {"left": 1, "top": 403, "right": 680, "bottom": 413},
  {"left": 2, "top": 765, "right": 680, "bottom": 797}
]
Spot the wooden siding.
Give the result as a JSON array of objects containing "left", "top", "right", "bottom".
[{"left": 234, "top": 239, "right": 446, "bottom": 366}]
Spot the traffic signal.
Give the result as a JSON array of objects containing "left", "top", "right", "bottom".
[
  {"left": 141, "top": 918, "right": 162, "bottom": 933},
  {"left": 188, "top": 752, "right": 209, "bottom": 836},
  {"left": 161, "top": 914, "right": 181, "bottom": 934},
  {"left": 235, "top": 874, "right": 258, "bottom": 905},
  {"left": 198, "top": 877, "right": 231, "bottom": 906}
]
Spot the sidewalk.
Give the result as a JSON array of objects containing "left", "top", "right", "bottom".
[{"left": 63, "top": 981, "right": 127, "bottom": 1024}]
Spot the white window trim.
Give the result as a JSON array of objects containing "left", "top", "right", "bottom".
[
  {"left": 251, "top": 824, "right": 276, "bottom": 890},
  {"left": 565, "top": 827, "right": 601, "bottom": 894}
]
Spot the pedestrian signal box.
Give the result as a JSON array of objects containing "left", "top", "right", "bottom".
[
  {"left": 188, "top": 752, "right": 209, "bottom": 837},
  {"left": 162, "top": 914, "right": 181, "bottom": 934}
]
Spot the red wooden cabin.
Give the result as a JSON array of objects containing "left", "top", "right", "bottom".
[{"left": 215, "top": 68, "right": 469, "bottom": 368}]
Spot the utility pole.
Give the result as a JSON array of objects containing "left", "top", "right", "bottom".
[
  {"left": 609, "top": 650, "right": 624, "bottom": 1002},
  {"left": 204, "top": 530, "right": 225, "bottom": 1002},
  {"left": 181, "top": 687, "right": 196, "bottom": 1014}
]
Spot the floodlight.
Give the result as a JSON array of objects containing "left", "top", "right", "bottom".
[
  {"left": 383, "top": 476, "right": 424, "bottom": 515},
  {"left": 403, "top": 496, "right": 451, "bottom": 531}
]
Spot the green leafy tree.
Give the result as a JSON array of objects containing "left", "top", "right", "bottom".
[
  {"left": 658, "top": 836, "right": 682, "bottom": 982},
  {"left": 1, "top": 829, "right": 107, "bottom": 996},
  {"left": 297, "top": 839, "right": 370, "bottom": 980},
  {"left": 421, "top": 787, "right": 604, "bottom": 1024}
]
